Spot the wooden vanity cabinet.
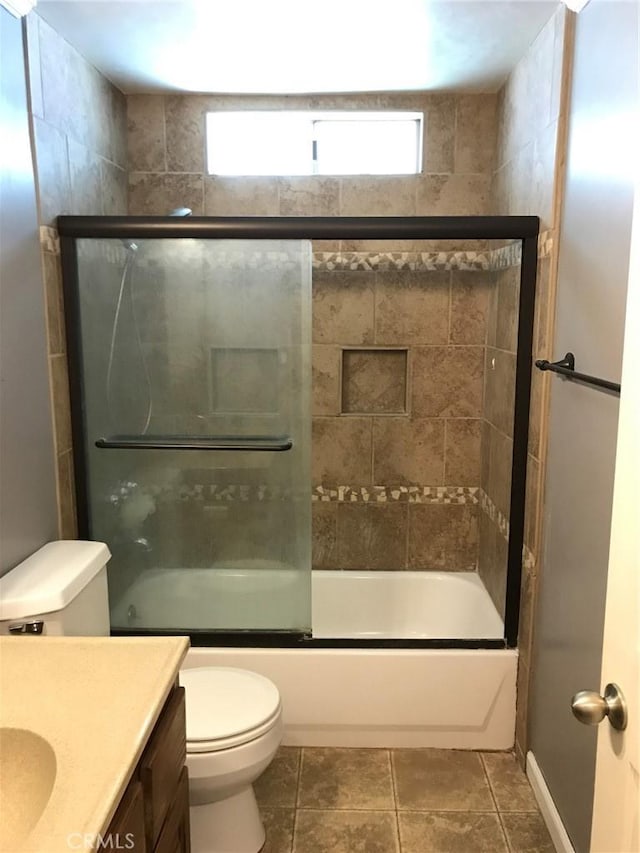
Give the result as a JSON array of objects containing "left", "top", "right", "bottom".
[{"left": 103, "top": 685, "right": 190, "bottom": 852}]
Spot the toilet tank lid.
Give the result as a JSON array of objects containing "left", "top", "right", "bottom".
[{"left": 0, "top": 541, "right": 111, "bottom": 620}]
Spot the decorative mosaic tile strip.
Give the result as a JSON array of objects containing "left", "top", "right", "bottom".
[
  {"left": 479, "top": 488, "right": 510, "bottom": 539},
  {"left": 39, "top": 225, "right": 60, "bottom": 255},
  {"left": 489, "top": 241, "right": 522, "bottom": 270},
  {"left": 479, "top": 489, "right": 537, "bottom": 571},
  {"left": 538, "top": 229, "right": 554, "bottom": 259},
  {"left": 56, "top": 230, "right": 554, "bottom": 272},
  {"left": 312, "top": 485, "right": 480, "bottom": 504},
  {"left": 313, "top": 251, "right": 492, "bottom": 272}
]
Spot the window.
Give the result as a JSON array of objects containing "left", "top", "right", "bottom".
[{"left": 206, "top": 111, "right": 423, "bottom": 176}]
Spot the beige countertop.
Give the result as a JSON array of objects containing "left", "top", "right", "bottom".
[{"left": 0, "top": 635, "right": 189, "bottom": 853}]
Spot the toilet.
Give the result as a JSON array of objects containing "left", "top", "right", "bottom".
[
  {"left": 0, "top": 540, "right": 283, "bottom": 853},
  {"left": 181, "top": 666, "right": 282, "bottom": 853}
]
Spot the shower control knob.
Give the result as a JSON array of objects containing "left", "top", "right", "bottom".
[{"left": 571, "top": 683, "right": 628, "bottom": 731}]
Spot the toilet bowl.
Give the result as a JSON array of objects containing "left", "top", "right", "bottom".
[{"left": 180, "top": 667, "right": 283, "bottom": 853}]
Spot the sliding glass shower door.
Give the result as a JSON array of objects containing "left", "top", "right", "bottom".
[{"left": 74, "top": 238, "right": 312, "bottom": 634}]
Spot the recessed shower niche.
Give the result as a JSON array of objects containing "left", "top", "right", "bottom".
[{"left": 341, "top": 348, "right": 408, "bottom": 415}]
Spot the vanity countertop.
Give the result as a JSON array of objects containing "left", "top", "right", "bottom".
[{"left": 0, "top": 635, "right": 189, "bottom": 852}]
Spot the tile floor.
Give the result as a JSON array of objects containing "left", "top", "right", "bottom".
[{"left": 254, "top": 747, "right": 555, "bottom": 853}]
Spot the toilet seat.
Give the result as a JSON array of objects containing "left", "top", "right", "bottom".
[{"left": 180, "top": 667, "right": 282, "bottom": 754}]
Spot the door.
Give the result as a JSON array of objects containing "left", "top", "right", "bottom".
[{"left": 589, "top": 115, "right": 640, "bottom": 853}]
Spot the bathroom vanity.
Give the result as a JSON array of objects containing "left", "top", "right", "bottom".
[
  {"left": 106, "top": 684, "right": 190, "bottom": 852},
  {"left": 0, "top": 636, "right": 190, "bottom": 852}
]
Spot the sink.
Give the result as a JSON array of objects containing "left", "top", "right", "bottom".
[{"left": 0, "top": 727, "right": 57, "bottom": 848}]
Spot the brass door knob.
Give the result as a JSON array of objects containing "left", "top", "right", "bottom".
[{"left": 571, "top": 683, "right": 627, "bottom": 731}]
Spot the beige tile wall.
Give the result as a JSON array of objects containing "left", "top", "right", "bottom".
[
  {"left": 490, "top": 5, "right": 575, "bottom": 763},
  {"left": 312, "top": 267, "right": 491, "bottom": 570},
  {"left": 126, "top": 91, "right": 497, "bottom": 232},
  {"left": 126, "top": 90, "right": 499, "bottom": 571},
  {"left": 25, "top": 12, "right": 128, "bottom": 537}
]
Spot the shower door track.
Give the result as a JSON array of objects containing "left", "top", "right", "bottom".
[{"left": 58, "top": 214, "right": 540, "bottom": 650}]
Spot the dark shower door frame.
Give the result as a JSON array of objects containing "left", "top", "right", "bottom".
[{"left": 58, "top": 215, "right": 539, "bottom": 650}]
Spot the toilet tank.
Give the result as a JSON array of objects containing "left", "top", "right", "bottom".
[{"left": 0, "top": 541, "right": 111, "bottom": 636}]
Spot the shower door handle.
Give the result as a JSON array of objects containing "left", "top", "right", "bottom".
[{"left": 95, "top": 435, "right": 293, "bottom": 451}]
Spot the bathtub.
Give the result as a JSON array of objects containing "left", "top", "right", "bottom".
[{"left": 113, "top": 566, "right": 517, "bottom": 749}]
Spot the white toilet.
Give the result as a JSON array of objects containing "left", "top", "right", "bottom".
[
  {"left": 181, "top": 666, "right": 282, "bottom": 853},
  {"left": 0, "top": 540, "right": 283, "bottom": 853}
]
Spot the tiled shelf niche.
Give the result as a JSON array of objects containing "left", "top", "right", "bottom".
[{"left": 341, "top": 348, "right": 409, "bottom": 415}]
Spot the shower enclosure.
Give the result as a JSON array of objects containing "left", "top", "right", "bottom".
[{"left": 59, "top": 215, "right": 538, "bottom": 651}]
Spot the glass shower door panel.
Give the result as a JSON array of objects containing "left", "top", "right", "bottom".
[{"left": 75, "top": 238, "right": 311, "bottom": 633}]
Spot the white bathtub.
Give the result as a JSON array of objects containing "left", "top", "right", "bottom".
[
  {"left": 113, "top": 567, "right": 516, "bottom": 749},
  {"left": 113, "top": 566, "right": 502, "bottom": 639}
]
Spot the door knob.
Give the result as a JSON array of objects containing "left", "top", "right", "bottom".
[{"left": 571, "top": 683, "right": 627, "bottom": 731}]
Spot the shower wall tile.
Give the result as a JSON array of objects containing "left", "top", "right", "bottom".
[
  {"left": 412, "top": 346, "right": 484, "bottom": 418},
  {"left": 495, "top": 266, "right": 520, "bottom": 353},
  {"left": 455, "top": 95, "right": 498, "bottom": 174},
  {"left": 312, "top": 346, "right": 341, "bottom": 416},
  {"left": 487, "top": 424, "right": 513, "bottom": 518},
  {"left": 101, "top": 161, "right": 128, "bottom": 215},
  {"left": 449, "top": 270, "right": 493, "bottom": 345},
  {"left": 165, "top": 95, "right": 206, "bottom": 173},
  {"left": 480, "top": 420, "right": 492, "bottom": 494},
  {"left": 27, "top": 10, "right": 129, "bottom": 539},
  {"left": 312, "top": 503, "right": 338, "bottom": 569},
  {"left": 312, "top": 417, "right": 372, "bottom": 487},
  {"left": 67, "top": 138, "right": 103, "bottom": 216},
  {"left": 531, "top": 119, "right": 558, "bottom": 227},
  {"left": 407, "top": 504, "right": 479, "bottom": 570},
  {"left": 279, "top": 177, "right": 340, "bottom": 216},
  {"left": 337, "top": 503, "right": 407, "bottom": 570},
  {"left": 416, "top": 174, "right": 492, "bottom": 216},
  {"left": 125, "top": 91, "right": 497, "bottom": 227},
  {"left": 127, "top": 94, "right": 166, "bottom": 172},
  {"left": 312, "top": 271, "right": 374, "bottom": 345},
  {"left": 424, "top": 95, "right": 456, "bottom": 174},
  {"left": 340, "top": 176, "right": 417, "bottom": 217},
  {"left": 444, "top": 419, "right": 482, "bottom": 486},
  {"left": 341, "top": 350, "right": 407, "bottom": 415},
  {"left": 478, "top": 508, "right": 508, "bottom": 616},
  {"left": 374, "top": 271, "right": 450, "bottom": 345},
  {"left": 484, "top": 348, "right": 516, "bottom": 437},
  {"left": 204, "top": 176, "right": 279, "bottom": 216},
  {"left": 32, "top": 117, "right": 71, "bottom": 225},
  {"left": 372, "top": 418, "right": 445, "bottom": 486},
  {"left": 534, "top": 255, "right": 552, "bottom": 356},
  {"left": 128, "top": 172, "right": 204, "bottom": 216}
]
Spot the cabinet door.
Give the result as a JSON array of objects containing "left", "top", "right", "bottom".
[
  {"left": 103, "top": 779, "right": 146, "bottom": 852},
  {"left": 154, "top": 768, "right": 191, "bottom": 853},
  {"left": 140, "top": 687, "right": 186, "bottom": 848}
]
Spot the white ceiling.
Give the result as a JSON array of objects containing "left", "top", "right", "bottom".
[{"left": 37, "top": 0, "right": 560, "bottom": 94}]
